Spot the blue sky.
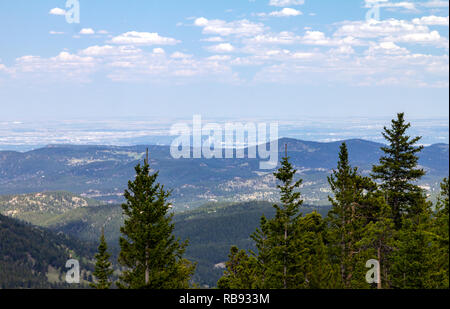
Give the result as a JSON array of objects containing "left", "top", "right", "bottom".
[{"left": 0, "top": 0, "right": 448, "bottom": 121}]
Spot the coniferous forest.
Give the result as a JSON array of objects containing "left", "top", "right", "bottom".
[{"left": 87, "top": 113, "right": 448, "bottom": 289}]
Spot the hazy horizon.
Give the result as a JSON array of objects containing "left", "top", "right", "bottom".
[{"left": 1, "top": 116, "right": 448, "bottom": 152}]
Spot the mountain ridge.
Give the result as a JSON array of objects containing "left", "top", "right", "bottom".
[{"left": 0, "top": 137, "right": 447, "bottom": 209}]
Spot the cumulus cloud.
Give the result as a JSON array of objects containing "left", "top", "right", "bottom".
[
  {"left": 79, "top": 45, "right": 142, "bottom": 56},
  {"left": 333, "top": 18, "right": 448, "bottom": 47},
  {"left": 80, "top": 28, "right": 95, "bottom": 35},
  {"left": 364, "top": 0, "right": 417, "bottom": 11},
  {"left": 420, "top": 0, "right": 449, "bottom": 8},
  {"left": 260, "top": 8, "right": 302, "bottom": 17},
  {"left": 170, "top": 52, "right": 192, "bottom": 59},
  {"left": 413, "top": 15, "right": 449, "bottom": 26},
  {"left": 194, "top": 18, "right": 266, "bottom": 37},
  {"left": 269, "top": 0, "right": 305, "bottom": 6},
  {"left": 245, "top": 31, "right": 301, "bottom": 45},
  {"left": 153, "top": 48, "right": 166, "bottom": 54},
  {"left": 366, "top": 41, "right": 410, "bottom": 55},
  {"left": 396, "top": 30, "right": 444, "bottom": 44},
  {"left": 11, "top": 52, "right": 96, "bottom": 83},
  {"left": 111, "top": 31, "right": 180, "bottom": 45},
  {"left": 206, "top": 43, "right": 235, "bottom": 53},
  {"left": 49, "top": 7, "right": 66, "bottom": 16}
]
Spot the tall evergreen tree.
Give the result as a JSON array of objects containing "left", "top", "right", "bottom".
[
  {"left": 297, "top": 212, "right": 340, "bottom": 289},
  {"left": 268, "top": 147, "right": 304, "bottom": 289},
  {"left": 249, "top": 216, "right": 271, "bottom": 288},
  {"left": 390, "top": 203, "right": 435, "bottom": 289},
  {"left": 90, "top": 228, "right": 114, "bottom": 289},
  {"left": 356, "top": 196, "right": 396, "bottom": 289},
  {"left": 372, "top": 113, "right": 426, "bottom": 228},
  {"left": 326, "top": 143, "right": 377, "bottom": 288},
  {"left": 218, "top": 148, "right": 307, "bottom": 289},
  {"left": 395, "top": 177, "right": 449, "bottom": 289},
  {"left": 117, "top": 154, "right": 195, "bottom": 289},
  {"left": 431, "top": 178, "right": 449, "bottom": 288}
]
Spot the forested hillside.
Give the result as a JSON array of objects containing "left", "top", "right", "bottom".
[
  {"left": 0, "top": 139, "right": 447, "bottom": 209},
  {"left": 0, "top": 214, "right": 96, "bottom": 288}
]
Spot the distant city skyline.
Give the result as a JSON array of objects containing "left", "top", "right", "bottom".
[{"left": 0, "top": 1, "right": 448, "bottom": 121}]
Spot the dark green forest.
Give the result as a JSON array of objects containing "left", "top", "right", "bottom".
[{"left": 0, "top": 214, "right": 96, "bottom": 288}]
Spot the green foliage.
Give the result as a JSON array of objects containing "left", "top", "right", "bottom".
[
  {"left": 218, "top": 152, "right": 339, "bottom": 289},
  {"left": 372, "top": 113, "right": 426, "bottom": 227},
  {"left": 0, "top": 213, "right": 96, "bottom": 288},
  {"left": 117, "top": 159, "right": 195, "bottom": 289},
  {"left": 390, "top": 178, "right": 449, "bottom": 289},
  {"left": 217, "top": 246, "right": 259, "bottom": 289},
  {"left": 1, "top": 114, "right": 448, "bottom": 290},
  {"left": 326, "top": 143, "right": 378, "bottom": 288},
  {"left": 90, "top": 229, "right": 114, "bottom": 289},
  {"left": 218, "top": 115, "right": 448, "bottom": 289},
  {"left": 431, "top": 178, "right": 449, "bottom": 288},
  {"left": 265, "top": 152, "right": 305, "bottom": 289}
]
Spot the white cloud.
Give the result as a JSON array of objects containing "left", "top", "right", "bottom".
[
  {"left": 291, "top": 52, "right": 315, "bottom": 59},
  {"left": 268, "top": 8, "right": 303, "bottom": 17},
  {"left": 334, "top": 19, "right": 423, "bottom": 39},
  {"left": 207, "top": 43, "right": 235, "bottom": 53},
  {"left": 80, "top": 28, "right": 95, "bottom": 35},
  {"left": 80, "top": 45, "right": 141, "bottom": 56},
  {"left": 170, "top": 52, "right": 192, "bottom": 59},
  {"left": 49, "top": 31, "right": 64, "bottom": 35},
  {"left": 194, "top": 18, "right": 265, "bottom": 37},
  {"left": 153, "top": 48, "right": 165, "bottom": 54},
  {"left": 366, "top": 41, "right": 410, "bottom": 55},
  {"left": 194, "top": 17, "right": 209, "bottom": 27},
  {"left": 207, "top": 55, "right": 232, "bottom": 61},
  {"left": 329, "top": 45, "right": 355, "bottom": 55},
  {"left": 396, "top": 30, "right": 444, "bottom": 43},
  {"left": 364, "top": 0, "right": 417, "bottom": 11},
  {"left": 420, "top": 0, "right": 449, "bottom": 8},
  {"left": 413, "top": 15, "right": 449, "bottom": 26},
  {"left": 49, "top": 7, "right": 66, "bottom": 16},
  {"left": 12, "top": 52, "right": 96, "bottom": 82},
  {"left": 333, "top": 18, "right": 448, "bottom": 47},
  {"left": 111, "top": 31, "right": 180, "bottom": 45},
  {"left": 245, "top": 31, "right": 300, "bottom": 45},
  {"left": 269, "top": 0, "right": 305, "bottom": 6},
  {"left": 302, "top": 31, "right": 330, "bottom": 44}
]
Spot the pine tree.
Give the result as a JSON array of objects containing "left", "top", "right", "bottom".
[
  {"left": 249, "top": 216, "right": 271, "bottom": 288},
  {"left": 326, "top": 143, "right": 377, "bottom": 288},
  {"left": 431, "top": 178, "right": 449, "bottom": 288},
  {"left": 390, "top": 205, "right": 435, "bottom": 289},
  {"left": 356, "top": 196, "right": 396, "bottom": 289},
  {"left": 297, "top": 212, "right": 340, "bottom": 289},
  {"left": 217, "top": 246, "right": 258, "bottom": 289},
  {"left": 90, "top": 229, "right": 114, "bottom": 289},
  {"left": 372, "top": 113, "right": 426, "bottom": 228},
  {"left": 267, "top": 147, "right": 304, "bottom": 289},
  {"left": 117, "top": 153, "right": 195, "bottom": 289}
]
